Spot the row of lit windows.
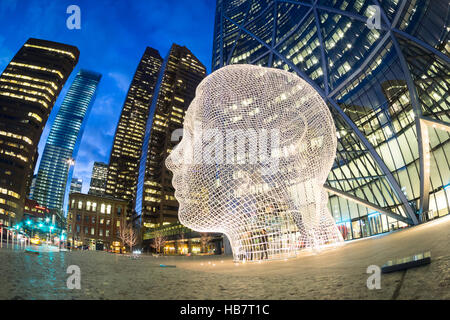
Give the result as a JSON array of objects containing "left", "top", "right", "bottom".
[
  {"left": 0, "top": 197, "right": 17, "bottom": 208},
  {"left": 0, "top": 84, "right": 52, "bottom": 102},
  {"left": 0, "top": 209, "right": 16, "bottom": 218},
  {"left": 0, "top": 188, "right": 20, "bottom": 199},
  {"left": 0, "top": 148, "right": 28, "bottom": 163},
  {"left": 24, "top": 43, "right": 77, "bottom": 60},
  {"left": 0, "top": 91, "right": 48, "bottom": 108},
  {"left": 2, "top": 72, "right": 58, "bottom": 90},
  {"left": 69, "top": 225, "right": 112, "bottom": 237},
  {"left": 0, "top": 78, "right": 55, "bottom": 95},
  {"left": 10, "top": 62, "right": 63, "bottom": 79}
]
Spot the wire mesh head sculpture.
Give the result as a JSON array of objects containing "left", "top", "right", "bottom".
[{"left": 166, "top": 64, "right": 343, "bottom": 262}]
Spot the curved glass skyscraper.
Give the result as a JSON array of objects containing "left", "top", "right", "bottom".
[
  {"left": 0, "top": 38, "right": 79, "bottom": 224},
  {"left": 212, "top": 0, "right": 449, "bottom": 239},
  {"left": 33, "top": 70, "right": 101, "bottom": 216}
]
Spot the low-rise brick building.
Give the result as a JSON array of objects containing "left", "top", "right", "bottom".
[{"left": 67, "top": 193, "right": 129, "bottom": 252}]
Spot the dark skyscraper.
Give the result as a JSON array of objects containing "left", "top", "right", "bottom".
[
  {"left": 32, "top": 70, "right": 101, "bottom": 217},
  {"left": 211, "top": 0, "right": 450, "bottom": 239},
  {"left": 136, "top": 44, "right": 206, "bottom": 229},
  {"left": 106, "top": 48, "right": 163, "bottom": 202},
  {"left": 0, "top": 38, "right": 79, "bottom": 225},
  {"left": 88, "top": 161, "right": 108, "bottom": 196}
]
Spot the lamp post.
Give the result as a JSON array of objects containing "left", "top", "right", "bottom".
[{"left": 49, "top": 226, "right": 54, "bottom": 245}]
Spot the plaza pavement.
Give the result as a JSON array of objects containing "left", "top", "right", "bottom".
[{"left": 1, "top": 214, "right": 449, "bottom": 300}]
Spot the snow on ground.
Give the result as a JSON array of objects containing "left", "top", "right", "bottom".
[{"left": 1, "top": 215, "right": 449, "bottom": 300}]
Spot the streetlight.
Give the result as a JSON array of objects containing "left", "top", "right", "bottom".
[{"left": 49, "top": 226, "right": 54, "bottom": 245}]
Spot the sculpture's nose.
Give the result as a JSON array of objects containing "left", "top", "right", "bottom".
[
  {"left": 165, "top": 145, "right": 176, "bottom": 172},
  {"left": 166, "top": 139, "right": 185, "bottom": 173}
]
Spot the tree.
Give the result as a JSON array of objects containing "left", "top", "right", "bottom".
[
  {"left": 118, "top": 222, "right": 138, "bottom": 254},
  {"left": 151, "top": 230, "right": 167, "bottom": 254},
  {"left": 177, "top": 231, "right": 186, "bottom": 254},
  {"left": 200, "top": 232, "right": 212, "bottom": 254}
]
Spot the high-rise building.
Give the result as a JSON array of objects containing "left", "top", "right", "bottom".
[
  {"left": 135, "top": 44, "right": 206, "bottom": 229},
  {"left": 28, "top": 174, "right": 37, "bottom": 199},
  {"left": 88, "top": 161, "right": 108, "bottom": 196},
  {"left": 70, "top": 178, "right": 83, "bottom": 194},
  {"left": 212, "top": 0, "right": 449, "bottom": 240},
  {"left": 106, "top": 48, "right": 163, "bottom": 202},
  {"left": 0, "top": 38, "right": 79, "bottom": 225},
  {"left": 32, "top": 70, "right": 101, "bottom": 216}
]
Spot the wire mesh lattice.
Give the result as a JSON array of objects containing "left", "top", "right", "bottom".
[{"left": 166, "top": 64, "right": 343, "bottom": 262}]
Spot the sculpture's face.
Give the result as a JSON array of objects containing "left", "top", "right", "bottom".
[{"left": 166, "top": 64, "right": 337, "bottom": 234}]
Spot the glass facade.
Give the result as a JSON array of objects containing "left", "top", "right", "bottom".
[
  {"left": 135, "top": 44, "right": 206, "bottom": 229},
  {"left": 70, "top": 178, "right": 83, "bottom": 194},
  {"left": 106, "top": 48, "right": 163, "bottom": 202},
  {"left": 212, "top": 0, "right": 449, "bottom": 238},
  {"left": 88, "top": 161, "right": 108, "bottom": 196},
  {"left": 0, "top": 38, "right": 79, "bottom": 224},
  {"left": 32, "top": 70, "right": 101, "bottom": 217}
]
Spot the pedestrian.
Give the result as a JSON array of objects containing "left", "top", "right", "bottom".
[{"left": 261, "top": 228, "right": 269, "bottom": 259}]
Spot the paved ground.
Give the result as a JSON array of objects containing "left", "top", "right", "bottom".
[{"left": 1, "top": 215, "right": 449, "bottom": 300}]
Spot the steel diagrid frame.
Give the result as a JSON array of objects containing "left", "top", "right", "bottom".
[
  {"left": 391, "top": 0, "right": 407, "bottom": 28},
  {"left": 330, "top": 129, "right": 399, "bottom": 210},
  {"left": 420, "top": 116, "right": 450, "bottom": 133},
  {"left": 391, "top": 29, "right": 450, "bottom": 65},
  {"left": 313, "top": 5, "right": 329, "bottom": 95},
  {"left": 328, "top": 32, "right": 391, "bottom": 98},
  {"left": 273, "top": 6, "right": 314, "bottom": 50},
  {"left": 221, "top": 2, "right": 419, "bottom": 225},
  {"left": 268, "top": 2, "right": 277, "bottom": 66},
  {"left": 327, "top": 99, "right": 418, "bottom": 225},
  {"left": 226, "top": 0, "right": 254, "bottom": 65},
  {"left": 324, "top": 185, "right": 412, "bottom": 225},
  {"left": 376, "top": 0, "right": 449, "bottom": 219},
  {"left": 376, "top": 0, "right": 429, "bottom": 220}
]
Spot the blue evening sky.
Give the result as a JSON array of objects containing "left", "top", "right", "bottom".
[{"left": 0, "top": 0, "right": 215, "bottom": 193}]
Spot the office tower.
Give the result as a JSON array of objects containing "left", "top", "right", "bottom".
[
  {"left": 136, "top": 44, "right": 206, "bottom": 229},
  {"left": 212, "top": 0, "right": 450, "bottom": 239},
  {"left": 0, "top": 38, "right": 79, "bottom": 225},
  {"left": 88, "top": 161, "right": 108, "bottom": 196},
  {"left": 106, "top": 48, "right": 164, "bottom": 202},
  {"left": 70, "top": 178, "right": 83, "bottom": 194},
  {"left": 32, "top": 70, "right": 101, "bottom": 217},
  {"left": 28, "top": 174, "right": 37, "bottom": 199}
]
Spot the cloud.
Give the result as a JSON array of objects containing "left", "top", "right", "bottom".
[{"left": 108, "top": 72, "right": 131, "bottom": 93}]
